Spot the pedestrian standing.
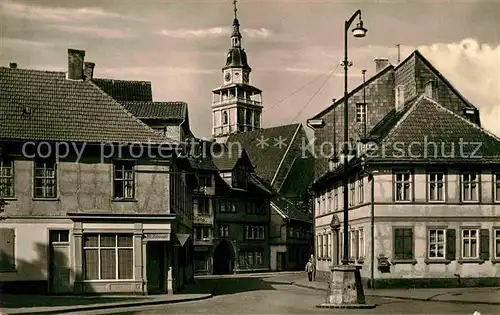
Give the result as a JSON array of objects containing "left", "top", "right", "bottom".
[
  {"left": 310, "top": 254, "right": 316, "bottom": 280},
  {"left": 305, "top": 259, "right": 314, "bottom": 281}
]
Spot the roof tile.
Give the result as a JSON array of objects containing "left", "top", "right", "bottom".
[{"left": 0, "top": 67, "right": 175, "bottom": 144}]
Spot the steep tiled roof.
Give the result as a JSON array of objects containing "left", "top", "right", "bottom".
[
  {"left": 0, "top": 67, "right": 174, "bottom": 144},
  {"left": 309, "top": 65, "right": 394, "bottom": 120},
  {"left": 278, "top": 153, "right": 315, "bottom": 202},
  {"left": 395, "top": 50, "right": 477, "bottom": 110},
  {"left": 93, "top": 78, "right": 152, "bottom": 102},
  {"left": 122, "top": 101, "right": 186, "bottom": 120},
  {"left": 271, "top": 195, "right": 312, "bottom": 223},
  {"left": 368, "top": 95, "right": 500, "bottom": 161},
  {"left": 211, "top": 145, "right": 244, "bottom": 171},
  {"left": 226, "top": 124, "right": 300, "bottom": 183}
]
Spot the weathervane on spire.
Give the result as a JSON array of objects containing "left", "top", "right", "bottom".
[{"left": 233, "top": 0, "right": 238, "bottom": 19}]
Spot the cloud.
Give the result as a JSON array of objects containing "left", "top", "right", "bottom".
[
  {"left": 0, "top": 37, "right": 53, "bottom": 49},
  {"left": 97, "top": 66, "right": 218, "bottom": 78},
  {"left": 2, "top": 0, "right": 139, "bottom": 22},
  {"left": 47, "top": 25, "right": 134, "bottom": 39},
  {"left": 416, "top": 38, "right": 500, "bottom": 136},
  {"left": 159, "top": 26, "right": 273, "bottom": 39}
]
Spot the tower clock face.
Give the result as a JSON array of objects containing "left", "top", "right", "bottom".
[{"left": 225, "top": 72, "right": 231, "bottom": 82}]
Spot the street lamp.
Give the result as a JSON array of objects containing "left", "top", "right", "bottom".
[
  {"left": 317, "top": 9, "right": 374, "bottom": 309},
  {"left": 342, "top": 9, "right": 366, "bottom": 266}
]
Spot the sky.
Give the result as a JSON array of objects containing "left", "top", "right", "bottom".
[{"left": 1, "top": 0, "right": 499, "bottom": 138}]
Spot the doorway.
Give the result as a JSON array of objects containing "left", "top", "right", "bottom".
[
  {"left": 49, "top": 230, "right": 70, "bottom": 294},
  {"left": 213, "top": 239, "right": 234, "bottom": 275},
  {"left": 277, "top": 252, "right": 286, "bottom": 271},
  {"left": 147, "top": 242, "right": 166, "bottom": 294}
]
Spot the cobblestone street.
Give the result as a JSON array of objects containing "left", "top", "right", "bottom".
[{"left": 80, "top": 276, "right": 500, "bottom": 315}]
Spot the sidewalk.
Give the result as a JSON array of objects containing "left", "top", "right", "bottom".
[
  {"left": 291, "top": 277, "right": 500, "bottom": 305},
  {"left": 0, "top": 285, "right": 212, "bottom": 315}
]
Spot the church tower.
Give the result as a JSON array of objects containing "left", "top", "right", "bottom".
[{"left": 212, "top": 0, "right": 263, "bottom": 143}]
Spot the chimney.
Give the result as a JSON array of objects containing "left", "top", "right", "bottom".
[
  {"left": 374, "top": 58, "right": 390, "bottom": 73},
  {"left": 84, "top": 62, "right": 95, "bottom": 81},
  {"left": 9, "top": 62, "right": 17, "bottom": 69},
  {"left": 67, "top": 48, "right": 85, "bottom": 80}
]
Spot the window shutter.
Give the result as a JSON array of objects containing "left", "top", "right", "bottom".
[
  {"left": 403, "top": 228, "right": 413, "bottom": 259},
  {"left": 446, "top": 229, "right": 456, "bottom": 260},
  {"left": 480, "top": 229, "right": 490, "bottom": 260},
  {"left": 0, "top": 228, "right": 15, "bottom": 271},
  {"left": 394, "top": 229, "right": 403, "bottom": 259}
]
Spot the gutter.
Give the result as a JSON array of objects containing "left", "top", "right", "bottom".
[{"left": 360, "top": 160, "right": 375, "bottom": 289}]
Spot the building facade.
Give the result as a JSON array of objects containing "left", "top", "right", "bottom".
[
  {"left": 0, "top": 50, "right": 195, "bottom": 295},
  {"left": 191, "top": 144, "right": 273, "bottom": 275},
  {"left": 308, "top": 50, "right": 500, "bottom": 288}
]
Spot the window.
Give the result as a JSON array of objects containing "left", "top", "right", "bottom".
[
  {"left": 357, "top": 229, "right": 365, "bottom": 260},
  {"left": 83, "top": 234, "right": 133, "bottom": 280},
  {"left": 49, "top": 230, "right": 69, "bottom": 243},
  {"left": 255, "top": 251, "right": 263, "bottom": 265},
  {"left": 394, "top": 228, "right": 414, "bottom": 260},
  {"left": 219, "top": 224, "right": 229, "bottom": 237},
  {"left": 219, "top": 200, "right": 236, "bottom": 213},
  {"left": 222, "top": 110, "right": 229, "bottom": 125},
  {"left": 194, "top": 198, "right": 210, "bottom": 215},
  {"left": 356, "top": 103, "right": 367, "bottom": 124},
  {"left": 334, "top": 187, "right": 338, "bottom": 210},
  {"left": 428, "top": 172, "right": 445, "bottom": 202},
  {"left": 0, "top": 228, "right": 15, "bottom": 271},
  {"left": 323, "top": 234, "right": 327, "bottom": 259},
  {"left": 428, "top": 229, "right": 446, "bottom": 259},
  {"left": 494, "top": 173, "right": 500, "bottom": 202},
  {"left": 244, "top": 226, "right": 265, "bottom": 240},
  {"left": 358, "top": 176, "right": 364, "bottom": 204},
  {"left": 0, "top": 159, "right": 13, "bottom": 197},
  {"left": 349, "top": 176, "right": 356, "bottom": 206},
  {"left": 245, "top": 109, "right": 253, "bottom": 125},
  {"left": 199, "top": 174, "right": 212, "bottom": 187},
  {"left": 113, "top": 161, "right": 134, "bottom": 199},
  {"left": 327, "top": 191, "right": 332, "bottom": 212},
  {"left": 495, "top": 229, "right": 500, "bottom": 259},
  {"left": 461, "top": 172, "right": 479, "bottom": 202},
  {"left": 461, "top": 229, "right": 478, "bottom": 258},
  {"left": 394, "top": 171, "right": 412, "bottom": 201},
  {"left": 239, "top": 250, "right": 263, "bottom": 267},
  {"left": 321, "top": 192, "right": 326, "bottom": 214},
  {"left": 34, "top": 160, "right": 56, "bottom": 198},
  {"left": 424, "top": 81, "right": 437, "bottom": 99},
  {"left": 327, "top": 233, "right": 332, "bottom": 259},
  {"left": 339, "top": 231, "right": 343, "bottom": 261},
  {"left": 254, "top": 112, "right": 260, "bottom": 128},
  {"left": 315, "top": 197, "right": 320, "bottom": 217},
  {"left": 316, "top": 235, "right": 321, "bottom": 258},
  {"left": 395, "top": 85, "right": 405, "bottom": 109},
  {"left": 195, "top": 227, "right": 211, "bottom": 241},
  {"left": 349, "top": 230, "right": 357, "bottom": 259}
]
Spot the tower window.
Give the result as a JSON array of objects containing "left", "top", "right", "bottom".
[
  {"left": 245, "top": 109, "right": 253, "bottom": 125},
  {"left": 223, "top": 111, "right": 229, "bottom": 125}
]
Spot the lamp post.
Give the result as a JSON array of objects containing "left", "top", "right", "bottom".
[
  {"left": 317, "top": 9, "right": 374, "bottom": 309},
  {"left": 341, "top": 8, "right": 366, "bottom": 266}
]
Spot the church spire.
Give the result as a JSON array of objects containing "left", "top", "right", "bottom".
[{"left": 231, "top": 0, "right": 242, "bottom": 48}]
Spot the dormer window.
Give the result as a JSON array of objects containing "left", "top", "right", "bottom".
[
  {"left": 222, "top": 110, "right": 229, "bottom": 125},
  {"left": 424, "top": 81, "right": 437, "bottom": 99},
  {"left": 355, "top": 103, "right": 367, "bottom": 124},
  {"left": 395, "top": 85, "right": 405, "bottom": 110}
]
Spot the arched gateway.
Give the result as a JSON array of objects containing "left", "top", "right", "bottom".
[{"left": 213, "top": 239, "right": 236, "bottom": 275}]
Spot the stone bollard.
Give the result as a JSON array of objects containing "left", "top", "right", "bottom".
[{"left": 473, "top": 311, "right": 481, "bottom": 315}]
